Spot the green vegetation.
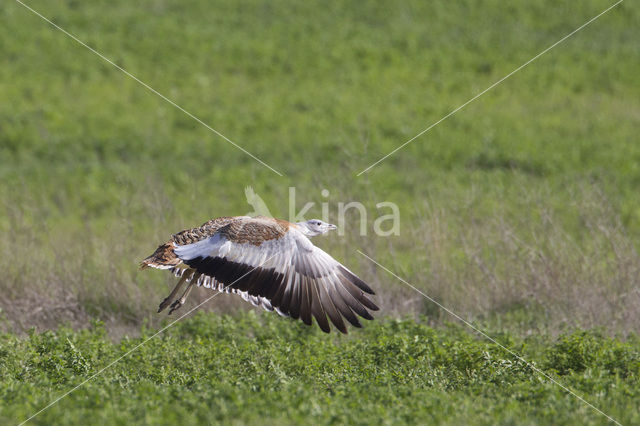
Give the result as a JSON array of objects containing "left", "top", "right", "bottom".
[
  {"left": 1, "top": 314, "right": 638, "bottom": 425},
  {"left": 1, "top": 0, "right": 639, "bottom": 332},
  {"left": 1, "top": 0, "right": 639, "bottom": 423}
]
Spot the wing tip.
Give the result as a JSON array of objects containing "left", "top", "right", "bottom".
[
  {"left": 367, "top": 300, "right": 380, "bottom": 312},
  {"left": 338, "top": 266, "right": 376, "bottom": 295},
  {"left": 317, "top": 321, "right": 331, "bottom": 333}
]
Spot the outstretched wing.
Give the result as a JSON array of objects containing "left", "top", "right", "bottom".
[{"left": 173, "top": 225, "right": 378, "bottom": 333}]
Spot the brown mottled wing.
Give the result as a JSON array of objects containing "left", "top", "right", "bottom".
[
  {"left": 173, "top": 219, "right": 378, "bottom": 333},
  {"left": 140, "top": 216, "right": 244, "bottom": 269},
  {"left": 171, "top": 216, "right": 242, "bottom": 245}
]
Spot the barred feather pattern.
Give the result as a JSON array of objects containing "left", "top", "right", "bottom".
[{"left": 168, "top": 266, "right": 285, "bottom": 316}]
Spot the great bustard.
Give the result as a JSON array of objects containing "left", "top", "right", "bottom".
[{"left": 141, "top": 216, "right": 379, "bottom": 333}]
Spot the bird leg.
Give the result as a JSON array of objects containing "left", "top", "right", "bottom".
[
  {"left": 168, "top": 272, "right": 201, "bottom": 315},
  {"left": 158, "top": 269, "right": 194, "bottom": 313}
]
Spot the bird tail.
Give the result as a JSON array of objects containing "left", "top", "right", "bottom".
[{"left": 140, "top": 242, "right": 181, "bottom": 270}]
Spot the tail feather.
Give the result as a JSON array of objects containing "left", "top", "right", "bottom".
[{"left": 140, "top": 242, "right": 182, "bottom": 270}]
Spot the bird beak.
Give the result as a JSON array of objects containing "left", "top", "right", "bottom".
[{"left": 327, "top": 223, "right": 337, "bottom": 230}]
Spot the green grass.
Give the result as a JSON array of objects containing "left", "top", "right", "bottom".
[
  {"left": 1, "top": 314, "right": 638, "bottom": 425},
  {"left": 1, "top": 1, "right": 639, "bottom": 422},
  {"left": 2, "top": 0, "right": 639, "bottom": 333}
]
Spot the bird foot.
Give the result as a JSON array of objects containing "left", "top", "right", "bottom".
[
  {"left": 168, "top": 299, "right": 184, "bottom": 315},
  {"left": 158, "top": 297, "right": 172, "bottom": 313}
]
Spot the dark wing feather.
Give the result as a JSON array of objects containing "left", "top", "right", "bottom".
[
  {"left": 309, "top": 281, "right": 331, "bottom": 333},
  {"left": 318, "top": 279, "right": 347, "bottom": 333}
]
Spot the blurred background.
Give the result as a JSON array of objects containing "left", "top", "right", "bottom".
[{"left": 1, "top": 0, "right": 638, "bottom": 337}]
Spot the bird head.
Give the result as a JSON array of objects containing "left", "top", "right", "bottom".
[{"left": 297, "top": 219, "right": 337, "bottom": 237}]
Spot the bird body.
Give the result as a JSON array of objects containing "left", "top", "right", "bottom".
[{"left": 141, "top": 216, "right": 378, "bottom": 333}]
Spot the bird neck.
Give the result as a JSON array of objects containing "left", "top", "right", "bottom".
[{"left": 295, "top": 222, "right": 315, "bottom": 237}]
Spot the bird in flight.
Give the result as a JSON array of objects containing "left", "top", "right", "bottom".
[{"left": 140, "top": 216, "right": 379, "bottom": 333}]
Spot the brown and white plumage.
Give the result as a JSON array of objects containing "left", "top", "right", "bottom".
[{"left": 140, "top": 216, "right": 379, "bottom": 333}]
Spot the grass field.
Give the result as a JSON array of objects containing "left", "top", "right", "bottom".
[
  {"left": 2, "top": 315, "right": 639, "bottom": 425},
  {"left": 1, "top": 0, "right": 639, "bottom": 424}
]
